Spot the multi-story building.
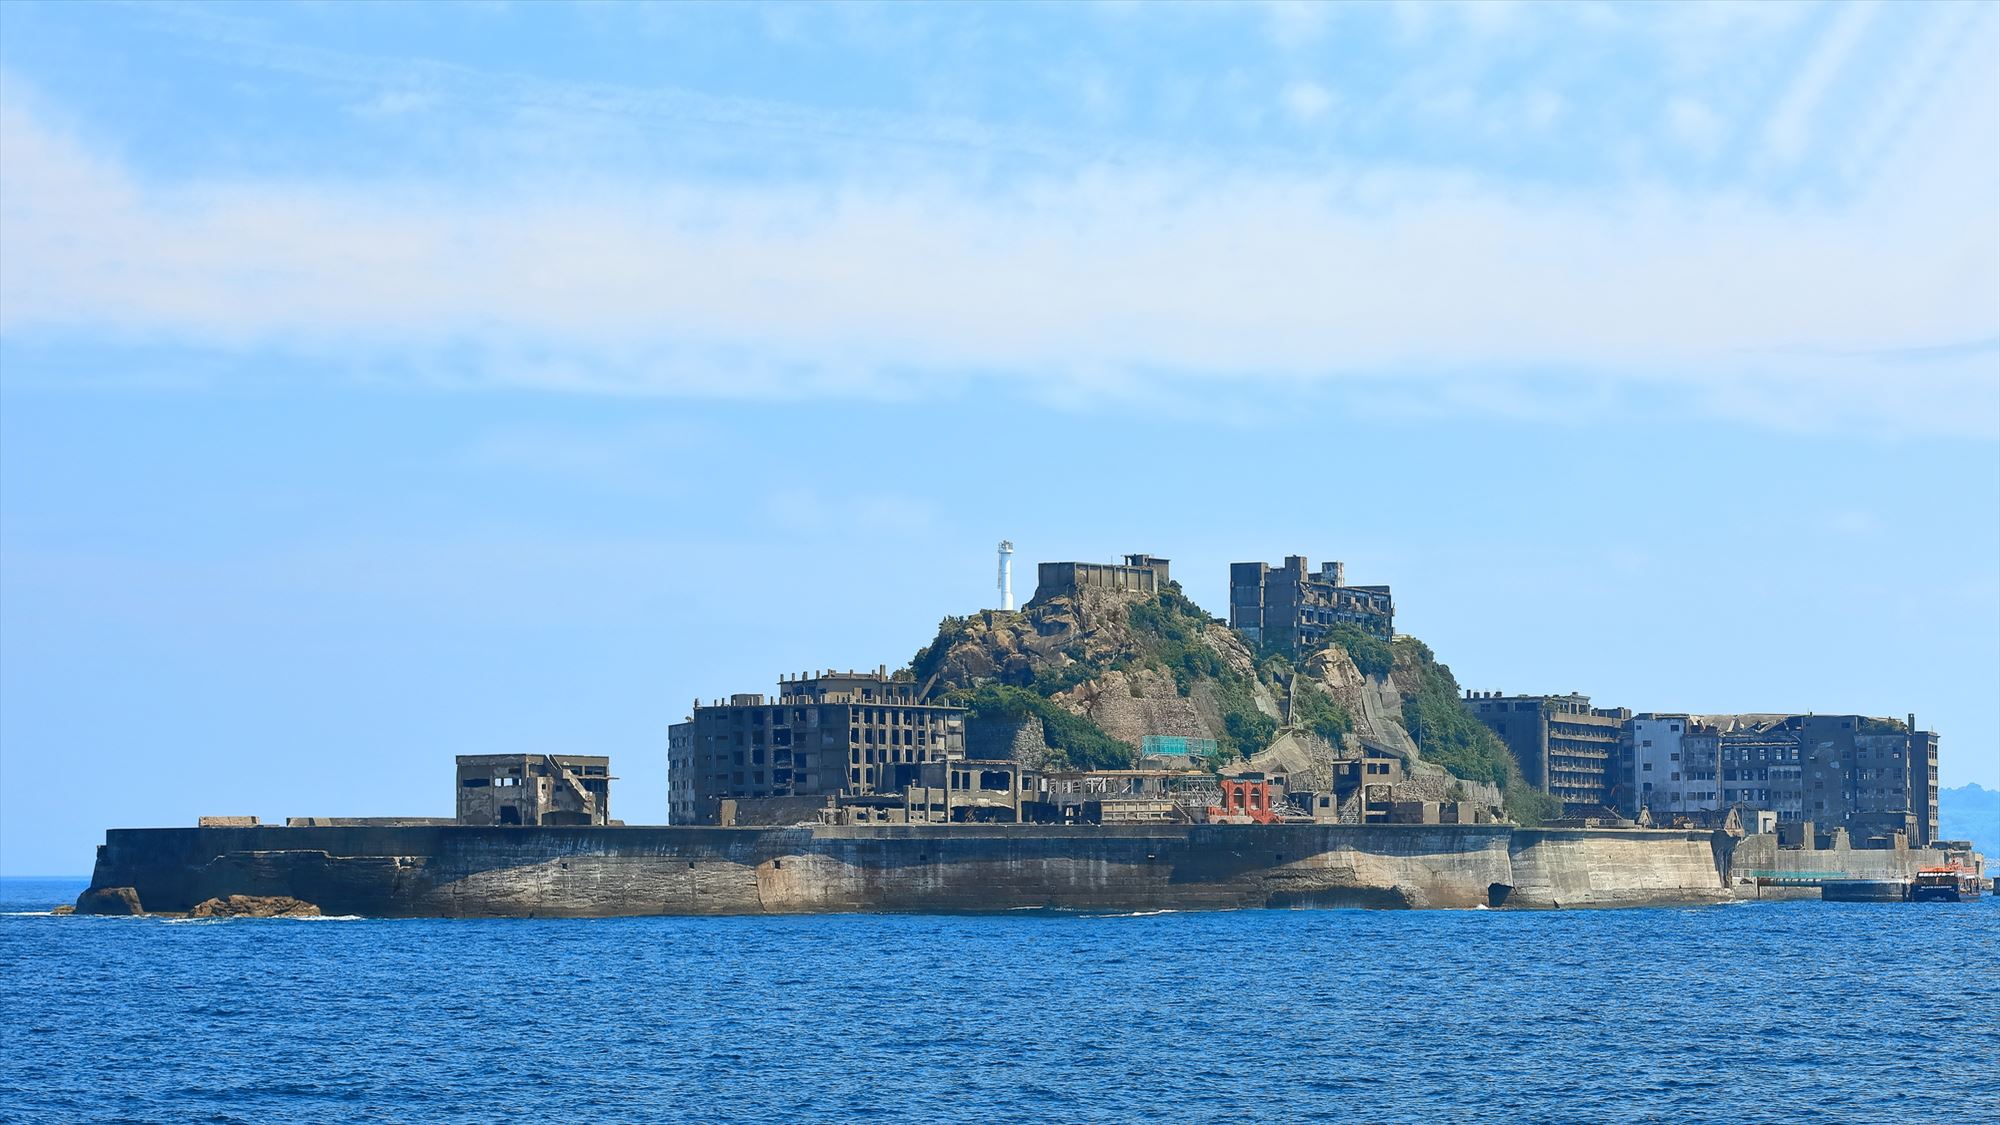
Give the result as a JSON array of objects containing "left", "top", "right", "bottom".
[
  {"left": 1462, "top": 692, "right": 1630, "bottom": 811},
  {"left": 1229, "top": 556, "right": 1394, "bottom": 652},
  {"left": 456, "top": 754, "right": 613, "bottom": 826},
  {"left": 1717, "top": 714, "right": 1938, "bottom": 846},
  {"left": 668, "top": 668, "right": 965, "bottom": 825},
  {"left": 1715, "top": 715, "right": 1803, "bottom": 822},
  {"left": 1627, "top": 714, "right": 1721, "bottom": 818}
]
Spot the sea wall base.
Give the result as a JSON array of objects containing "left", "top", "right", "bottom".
[{"left": 79, "top": 823, "right": 1753, "bottom": 917}]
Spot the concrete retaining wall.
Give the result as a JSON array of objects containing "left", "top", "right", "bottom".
[
  {"left": 1505, "top": 828, "right": 1731, "bottom": 908},
  {"left": 81, "top": 822, "right": 1760, "bottom": 917}
]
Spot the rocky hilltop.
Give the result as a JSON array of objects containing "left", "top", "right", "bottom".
[{"left": 905, "top": 582, "right": 1560, "bottom": 822}]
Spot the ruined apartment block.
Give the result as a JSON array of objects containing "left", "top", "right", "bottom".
[
  {"left": 1229, "top": 556, "right": 1394, "bottom": 652},
  {"left": 1715, "top": 714, "right": 1938, "bottom": 846},
  {"left": 1463, "top": 692, "right": 1630, "bottom": 811},
  {"left": 1030, "top": 553, "right": 1172, "bottom": 605},
  {"left": 667, "top": 668, "right": 966, "bottom": 826},
  {"left": 456, "top": 754, "right": 612, "bottom": 826}
]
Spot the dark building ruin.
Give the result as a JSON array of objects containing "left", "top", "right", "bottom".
[
  {"left": 668, "top": 668, "right": 966, "bottom": 826},
  {"left": 1229, "top": 556, "right": 1394, "bottom": 651},
  {"left": 456, "top": 754, "right": 612, "bottom": 826}
]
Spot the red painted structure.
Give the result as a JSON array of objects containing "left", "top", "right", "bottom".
[{"left": 1208, "top": 778, "right": 1281, "bottom": 824}]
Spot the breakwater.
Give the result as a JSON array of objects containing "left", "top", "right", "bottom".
[{"left": 80, "top": 822, "right": 1740, "bottom": 916}]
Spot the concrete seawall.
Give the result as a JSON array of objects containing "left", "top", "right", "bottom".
[
  {"left": 1505, "top": 828, "right": 1731, "bottom": 909},
  {"left": 81, "top": 823, "right": 1740, "bottom": 917}
]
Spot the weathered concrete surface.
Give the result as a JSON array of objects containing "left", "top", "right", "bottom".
[
  {"left": 1504, "top": 828, "right": 1732, "bottom": 908},
  {"left": 78, "top": 823, "right": 1748, "bottom": 918}
]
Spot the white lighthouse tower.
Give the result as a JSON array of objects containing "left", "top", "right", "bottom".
[{"left": 997, "top": 540, "right": 1015, "bottom": 611}]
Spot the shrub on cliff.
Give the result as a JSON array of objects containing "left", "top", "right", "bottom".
[
  {"left": 962, "top": 684, "right": 1135, "bottom": 771},
  {"left": 1321, "top": 624, "right": 1394, "bottom": 679},
  {"left": 1289, "top": 680, "right": 1354, "bottom": 746},
  {"left": 1128, "top": 592, "right": 1231, "bottom": 695},
  {"left": 1393, "top": 637, "right": 1556, "bottom": 825},
  {"left": 910, "top": 615, "right": 974, "bottom": 686}
]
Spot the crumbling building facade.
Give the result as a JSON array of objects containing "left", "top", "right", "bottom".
[
  {"left": 1229, "top": 556, "right": 1394, "bottom": 652},
  {"left": 668, "top": 668, "right": 966, "bottom": 826},
  {"left": 456, "top": 754, "right": 612, "bottom": 826},
  {"left": 1716, "top": 714, "right": 1938, "bottom": 846}
]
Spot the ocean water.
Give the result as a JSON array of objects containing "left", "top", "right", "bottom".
[{"left": 1, "top": 877, "right": 1995, "bottom": 1124}]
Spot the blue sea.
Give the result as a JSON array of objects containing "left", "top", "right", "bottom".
[{"left": 1, "top": 877, "right": 1994, "bottom": 1124}]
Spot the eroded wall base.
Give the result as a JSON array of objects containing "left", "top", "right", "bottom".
[{"left": 77, "top": 822, "right": 1764, "bottom": 917}]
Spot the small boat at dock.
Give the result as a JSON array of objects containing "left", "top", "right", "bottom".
[{"left": 1910, "top": 866, "right": 1981, "bottom": 902}]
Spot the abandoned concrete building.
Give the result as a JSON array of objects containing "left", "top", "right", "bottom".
[
  {"left": 667, "top": 668, "right": 966, "bottom": 826},
  {"left": 1714, "top": 713, "right": 1938, "bottom": 846},
  {"left": 1463, "top": 692, "right": 1630, "bottom": 811},
  {"left": 456, "top": 754, "right": 612, "bottom": 826},
  {"left": 1031, "top": 553, "right": 1172, "bottom": 605},
  {"left": 1626, "top": 714, "right": 1723, "bottom": 818},
  {"left": 1229, "top": 556, "right": 1395, "bottom": 652},
  {"left": 898, "top": 758, "right": 1034, "bottom": 824},
  {"left": 1038, "top": 768, "right": 1218, "bottom": 824}
]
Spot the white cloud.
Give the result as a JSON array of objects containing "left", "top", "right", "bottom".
[
  {"left": 1281, "top": 79, "right": 1333, "bottom": 122},
  {"left": 0, "top": 19, "right": 1996, "bottom": 438}
]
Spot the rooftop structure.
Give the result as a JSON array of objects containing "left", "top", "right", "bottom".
[
  {"left": 1229, "top": 556, "right": 1393, "bottom": 652},
  {"left": 1031, "top": 553, "right": 1171, "bottom": 604}
]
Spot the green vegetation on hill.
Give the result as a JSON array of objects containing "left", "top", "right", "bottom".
[
  {"left": 1289, "top": 679, "right": 1354, "bottom": 746},
  {"left": 1127, "top": 592, "right": 1230, "bottom": 694},
  {"left": 1321, "top": 624, "right": 1394, "bottom": 678},
  {"left": 959, "top": 684, "right": 1135, "bottom": 771},
  {"left": 1393, "top": 637, "right": 1563, "bottom": 826},
  {"left": 1126, "top": 592, "right": 1276, "bottom": 761},
  {"left": 907, "top": 590, "right": 1558, "bottom": 823},
  {"left": 909, "top": 615, "right": 975, "bottom": 687}
]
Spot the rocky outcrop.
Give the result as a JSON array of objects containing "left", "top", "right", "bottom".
[
  {"left": 74, "top": 886, "right": 144, "bottom": 915},
  {"left": 188, "top": 895, "right": 322, "bottom": 918},
  {"left": 917, "top": 587, "right": 1283, "bottom": 756},
  {"left": 1296, "top": 646, "right": 1421, "bottom": 758}
]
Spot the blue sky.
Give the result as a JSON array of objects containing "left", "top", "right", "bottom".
[{"left": 2, "top": 1, "right": 1996, "bottom": 873}]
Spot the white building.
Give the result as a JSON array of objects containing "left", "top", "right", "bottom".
[{"left": 1630, "top": 714, "right": 1721, "bottom": 816}]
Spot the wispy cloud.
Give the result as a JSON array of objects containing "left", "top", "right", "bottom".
[
  {"left": 1763, "top": 0, "right": 1879, "bottom": 168},
  {"left": 0, "top": 3, "right": 1995, "bottom": 436}
]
